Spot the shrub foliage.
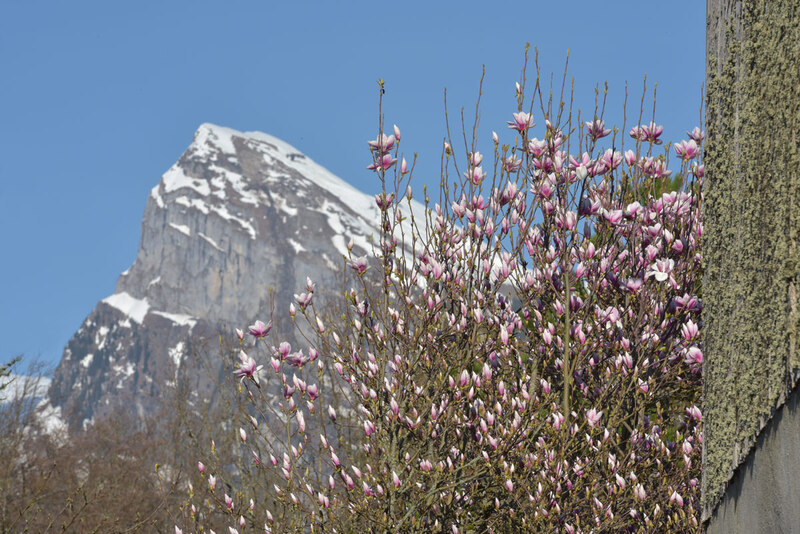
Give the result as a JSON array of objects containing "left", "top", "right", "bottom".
[{"left": 185, "top": 50, "right": 704, "bottom": 534}]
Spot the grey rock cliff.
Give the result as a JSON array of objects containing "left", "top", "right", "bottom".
[{"left": 48, "top": 123, "right": 385, "bottom": 431}]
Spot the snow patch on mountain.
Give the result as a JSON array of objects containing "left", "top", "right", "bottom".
[
  {"left": 198, "top": 232, "right": 222, "bottom": 251},
  {"left": 150, "top": 185, "right": 165, "bottom": 208},
  {"left": 288, "top": 238, "right": 306, "bottom": 253},
  {"left": 103, "top": 292, "right": 150, "bottom": 324},
  {"left": 175, "top": 195, "right": 210, "bottom": 214},
  {"left": 211, "top": 165, "right": 259, "bottom": 205},
  {"left": 192, "top": 123, "right": 237, "bottom": 156},
  {"left": 153, "top": 311, "right": 197, "bottom": 328},
  {"left": 169, "top": 222, "right": 191, "bottom": 236},
  {"left": 95, "top": 326, "right": 109, "bottom": 349},
  {"left": 112, "top": 362, "right": 135, "bottom": 390},
  {"left": 37, "top": 401, "right": 67, "bottom": 437},
  {"left": 163, "top": 165, "right": 211, "bottom": 196},
  {"left": 80, "top": 353, "right": 94, "bottom": 368},
  {"left": 168, "top": 341, "right": 185, "bottom": 384},
  {"left": 173, "top": 195, "right": 256, "bottom": 239}
]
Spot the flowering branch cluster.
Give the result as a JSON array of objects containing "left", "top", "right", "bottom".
[{"left": 182, "top": 54, "right": 703, "bottom": 534}]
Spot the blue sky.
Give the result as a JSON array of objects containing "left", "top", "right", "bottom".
[{"left": 0, "top": 1, "right": 705, "bottom": 369}]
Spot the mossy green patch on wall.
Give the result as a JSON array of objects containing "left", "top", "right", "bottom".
[{"left": 703, "top": 0, "right": 800, "bottom": 521}]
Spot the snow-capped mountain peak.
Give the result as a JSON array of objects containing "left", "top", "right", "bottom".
[{"left": 48, "top": 123, "right": 411, "bottom": 431}]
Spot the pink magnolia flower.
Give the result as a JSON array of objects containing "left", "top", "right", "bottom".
[
  {"left": 686, "top": 405, "right": 702, "bottom": 421},
  {"left": 602, "top": 209, "right": 624, "bottom": 225},
  {"left": 233, "top": 350, "right": 262, "bottom": 382},
  {"left": 285, "top": 351, "right": 309, "bottom": 367},
  {"left": 586, "top": 408, "right": 603, "bottom": 428},
  {"left": 275, "top": 342, "right": 290, "bottom": 360},
  {"left": 694, "top": 163, "right": 705, "bottom": 178},
  {"left": 598, "top": 148, "right": 623, "bottom": 171},
  {"left": 464, "top": 166, "right": 486, "bottom": 186},
  {"left": 367, "top": 153, "right": 397, "bottom": 171},
  {"left": 645, "top": 258, "right": 675, "bottom": 283},
  {"left": 675, "top": 293, "right": 701, "bottom": 312},
  {"left": 674, "top": 139, "right": 700, "bottom": 160},
  {"left": 624, "top": 149, "right": 636, "bottom": 166},
  {"left": 507, "top": 111, "right": 534, "bottom": 132},
  {"left": 248, "top": 320, "right": 271, "bottom": 338},
  {"left": 527, "top": 137, "right": 546, "bottom": 156},
  {"left": 634, "top": 483, "right": 647, "bottom": 500},
  {"left": 482, "top": 362, "right": 492, "bottom": 382},
  {"left": 374, "top": 192, "right": 395, "bottom": 211},
  {"left": 625, "top": 278, "right": 643, "bottom": 292},
  {"left": 540, "top": 378, "right": 551, "bottom": 394},
  {"left": 585, "top": 119, "right": 611, "bottom": 141},
  {"left": 551, "top": 411, "right": 565, "bottom": 430},
  {"left": 626, "top": 201, "right": 643, "bottom": 217},
  {"left": 638, "top": 378, "right": 649, "bottom": 393},
  {"left": 684, "top": 346, "right": 703, "bottom": 367},
  {"left": 542, "top": 328, "right": 553, "bottom": 345},
  {"left": 367, "top": 133, "right": 396, "bottom": 153},
  {"left": 687, "top": 126, "right": 704, "bottom": 143},
  {"left": 629, "top": 121, "right": 664, "bottom": 144},
  {"left": 459, "top": 369, "right": 470, "bottom": 387},
  {"left": 348, "top": 255, "right": 368, "bottom": 274},
  {"left": 503, "top": 155, "right": 521, "bottom": 173},
  {"left": 645, "top": 121, "right": 664, "bottom": 143},
  {"left": 642, "top": 156, "right": 672, "bottom": 178},
  {"left": 294, "top": 292, "right": 313, "bottom": 310}
]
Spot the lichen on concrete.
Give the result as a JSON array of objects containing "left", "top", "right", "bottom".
[{"left": 703, "top": 0, "right": 800, "bottom": 522}]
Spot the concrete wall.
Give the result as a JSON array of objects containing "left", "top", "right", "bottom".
[
  {"left": 703, "top": 0, "right": 800, "bottom": 525},
  {"left": 706, "top": 384, "right": 800, "bottom": 533}
]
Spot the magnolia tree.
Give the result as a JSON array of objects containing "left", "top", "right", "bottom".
[{"left": 181, "top": 53, "right": 704, "bottom": 534}]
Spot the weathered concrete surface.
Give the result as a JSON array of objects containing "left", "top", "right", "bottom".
[
  {"left": 703, "top": 0, "right": 800, "bottom": 523},
  {"left": 706, "top": 382, "right": 800, "bottom": 534}
]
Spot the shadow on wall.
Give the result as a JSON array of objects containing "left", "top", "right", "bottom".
[{"left": 707, "top": 379, "right": 800, "bottom": 534}]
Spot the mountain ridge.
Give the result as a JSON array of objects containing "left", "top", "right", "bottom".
[{"left": 46, "top": 123, "right": 405, "bottom": 432}]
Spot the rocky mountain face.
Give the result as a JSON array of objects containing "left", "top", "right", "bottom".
[{"left": 48, "top": 124, "right": 387, "bottom": 432}]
